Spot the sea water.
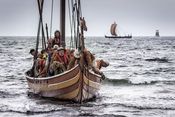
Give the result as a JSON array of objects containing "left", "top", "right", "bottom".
[{"left": 0, "top": 36, "right": 175, "bottom": 117}]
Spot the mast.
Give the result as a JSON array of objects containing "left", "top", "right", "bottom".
[{"left": 60, "top": 0, "right": 66, "bottom": 48}]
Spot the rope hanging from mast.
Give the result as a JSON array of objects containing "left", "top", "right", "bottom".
[
  {"left": 76, "top": 0, "right": 86, "bottom": 51},
  {"left": 70, "top": 0, "right": 82, "bottom": 50},
  {"left": 68, "top": 0, "right": 74, "bottom": 49},
  {"left": 73, "top": 1, "right": 78, "bottom": 49},
  {"left": 50, "top": 0, "right": 54, "bottom": 38},
  {"left": 68, "top": 0, "right": 86, "bottom": 51},
  {"left": 68, "top": 0, "right": 78, "bottom": 49}
]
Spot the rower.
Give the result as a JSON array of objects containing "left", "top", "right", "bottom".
[
  {"left": 83, "top": 48, "right": 109, "bottom": 78},
  {"left": 29, "top": 49, "right": 36, "bottom": 57},
  {"left": 49, "top": 61, "right": 66, "bottom": 76},
  {"left": 66, "top": 48, "right": 75, "bottom": 61},
  {"left": 95, "top": 59, "right": 109, "bottom": 70},
  {"left": 37, "top": 55, "right": 47, "bottom": 77},
  {"left": 46, "top": 39, "right": 54, "bottom": 55},
  {"left": 67, "top": 49, "right": 81, "bottom": 70},
  {"left": 83, "top": 48, "right": 94, "bottom": 69},
  {"left": 52, "top": 47, "right": 69, "bottom": 69}
]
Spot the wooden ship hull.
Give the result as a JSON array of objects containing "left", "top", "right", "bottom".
[
  {"left": 105, "top": 35, "right": 132, "bottom": 39},
  {"left": 106, "top": 22, "right": 132, "bottom": 39},
  {"left": 25, "top": 65, "right": 102, "bottom": 102}
]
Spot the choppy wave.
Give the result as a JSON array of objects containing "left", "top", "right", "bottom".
[
  {"left": 95, "top": 103, "right": 175, "bottom": 111},
  {"left": 151, "top": 67, "right": 175, "bottom": 73},
  {"left": 104, "top": 78, "right": 157, "bottom": 85},
  {"left": 0, "top": 91, "right": 11, "bottom": 98},
  {"left": 79, "top": 113, "right": 126, "bottom": 117},
  {"left": 0, "top": 107, "right": 64, "bottom": 115},
  {"left": 1, "top": 36, "right": 175, "bottom": 116},
  {"left": 116, "top": 103, "right": 175, "bottom": 110},
  {"left": 145, "top": 57, "right": 170, "bottom": 63},
  {"left": 104, "top": 78, "right": 175, "bottom": 86}
]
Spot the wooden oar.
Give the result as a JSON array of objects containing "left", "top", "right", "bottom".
[
  {"left": 38, "top": 0, "right": 46, "bottom": 50},
  {"left": 45, "top": 23, "right": 49, "bottom": 41},
  {"left": 31, "top": 0, "right": 45, "bottom": 77},
  {"left": 35, "top": 0, "right": 45, "bottom": 57},
  {"left": 45, "top": 23, "right": 51, "bottom": 76}
]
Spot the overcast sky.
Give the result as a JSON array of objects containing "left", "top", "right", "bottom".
[{"left": 0, "top": 0, "right": 175, "bottom": 36}]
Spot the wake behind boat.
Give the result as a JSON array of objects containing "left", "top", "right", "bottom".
[
  {"left": 25, "top": 0, "right": 109, "bottom": 103},
  {"left": 105, "top": 22, "right": 132, "bottom": 39},
  {"left": 105, "top": 35, "right": 132, "bottom": 38}
]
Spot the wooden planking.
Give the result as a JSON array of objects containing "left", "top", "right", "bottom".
[
  {"left": 47, "top": 71, "right": 80, "bottom": 91},
  {"left": 38, "top": 80, "right": 80, "bottom": 97},
  {"left": 26, "top": 65, "right": 79, "bottom": 84},
  {"left": 56, "top": 87, "right": 79, "bottom": 100},
  {"left": 28, "top": 72, "right": 79, "bottom": 92},
  {"left": 26, "top": 65, "right": 103, "bottom": 102},
  {"left": 83, "top": 75, "right": 101, "bottom": 89}
]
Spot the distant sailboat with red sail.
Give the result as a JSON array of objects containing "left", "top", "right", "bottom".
[{"left": 105, "top": 22, "right": 132, "bottom": 38}]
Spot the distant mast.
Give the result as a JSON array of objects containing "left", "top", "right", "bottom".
[
  {"left": 110, "top": 22, "right": 117, "bottom": 36},
  {"left": 155, "top": 30, "right": 160, "bottom": 37}
]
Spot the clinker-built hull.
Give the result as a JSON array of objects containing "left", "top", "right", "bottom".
[{"left": 25, "top": 65, "right": 102, "bottom": 102}]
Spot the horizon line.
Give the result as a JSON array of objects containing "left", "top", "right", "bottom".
[{"left": 0, "top": 35, "right": 175, "bottom": 37}]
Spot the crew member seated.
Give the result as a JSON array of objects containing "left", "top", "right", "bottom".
[
  {"left": 46, "top": 39, "right": 54, "bottom": 55},
  {"left": 52, "top": 47, "right": 69, "bottom": 69},
  {"left": 29, "top": 49, "right": 39, "bottom": 58},
  {"left": 37, "top": 54, "right": 47, "bottom": 77},
  {"left": 82, "top": 48, "right": 109, "bottom": 77},
  {"left": 41, "top": 49, "right": 48, "bottom": 60},
  {"left": 94, "top": 59, "right": 109, "bottom": 70},
  {"left": 49, "top": 61, "right": 66, "bottom": 76},
  {"left": 67, "top": 49, "right": 81, "bottom": 70},
  {"left": 66, "top": 48, "right": 75, "bottom": 60}
]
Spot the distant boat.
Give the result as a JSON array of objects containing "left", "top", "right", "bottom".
[
  {"left": 105, "top": 22, "right": 132, "bottom": 38},
  {"left": 155, "top": 30, "right": 160, "bottom": 37}
]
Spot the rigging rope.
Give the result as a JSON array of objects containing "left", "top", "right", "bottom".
[
  {"left": 73, "top": 2, "right": 78, "bottom": 49},
  {"left": 75, "top": 1, "right": 80, "bottom": 49},
  {"left": 68, "top": 0, "right": 74, "bottom": 49},
  {"left": 50, "top": 0, "right": 54, "bottom": 38},
  {"left": 68, "top": 0, "right": 84, "bottom": 50},
  {"left": 72, "top": 0, "right": 78, "bottom": 49}
]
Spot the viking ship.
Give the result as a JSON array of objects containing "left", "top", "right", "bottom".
[
  {"left": 105, "top": 22, "right": 132, "bottom": 38},
  {"left": 25, "top": 0, "right": 104, "bottom": 103},
  {"left": 155, "top": 30, "right": 160, "bottom": 37}
]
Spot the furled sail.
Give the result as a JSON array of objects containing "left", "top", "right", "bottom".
[{"left": 110, "top": 22, "right": 117, "bottom": 36}]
